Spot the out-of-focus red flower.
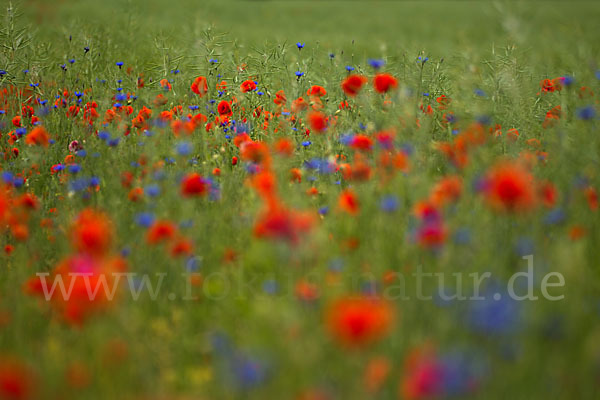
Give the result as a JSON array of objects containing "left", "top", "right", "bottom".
[
  {"left": 338, "top": 190, "right": 359, "bottom": 215},
  {"left": 181, "top": 173, "right": 208, "bottom": 197},
  {"left": 191, "top": 76, "right": 208, "bottom": 96},
  {"left": 325, "top": 295, "right": 394, "bottom": 348},
  {"left": 308, "top": 111, "right": 327, "bottom": 133},
  {"left": 70, "top": 209, "right": 114, "bottom": 258},
  {"left": 373, "top": 73, "right": 398, "bottom": 93},
  {"left": 482, "top": 162, "right": 536, "bottom": 212},
  {"left": 341, "top": 75, "right": 368, "bottom": 97}
]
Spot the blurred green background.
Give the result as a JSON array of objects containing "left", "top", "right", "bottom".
[{"left": 21, "top": 0, "right": 600, "bottom": 72}]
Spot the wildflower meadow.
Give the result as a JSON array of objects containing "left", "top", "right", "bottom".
[{"left": 1, "top": 0, "right": 600, "bottom": 398}]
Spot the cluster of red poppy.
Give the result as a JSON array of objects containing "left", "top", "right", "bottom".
[{"left": 24, "top": 209, "right": 127, "bottom": 325}]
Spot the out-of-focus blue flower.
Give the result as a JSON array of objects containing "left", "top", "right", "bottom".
[
  {"left": 144, "top": 185, "right": 160, "bottom": 197},
  {"left": 2, "top": 172, "right": 14, "bottom": 184},
  {"left": 380, "top": 195, "right": 399, "bottom": 213},
  {"left": 68, "top": 164, "right": 81, "bottom": 174},
  {"left": 69, "top": 178, "right": 89, "bottom": 192},
  {"left": 185, "top": 256, "right": 201, "bottom": 272},
  {"left": 560, "top": 76, "right": 574, "bottom": 86},
  {"left": 368, "top": 59, "right": 385, "bottom": 69},
  {"left": 468, "top": 285, "right": 521, "bottom": 335},
  {"left": 304, "top": 158, "right": 335, "bottom": 174},
  {"left": 577, "top": 105, "right": 595, "bottom": 120},
  {"left": 262, "top": 279, "right": 278, "bottom": 294},
  {"left": 544, "top": 208, "right": 565, "bottom": 225},
  {"left": 476, "top": 115, "right": 492, "bottom": 125},
  {"left": 13, "top": 177, "right": 24, "bottom": 188},
  {"left": 474, "top": 88, "right": 486, "bottom": 97},
  {"left": 515, "top": 237, "right": 534, "bottom": 257},
  {"left": 98, "top": 131, "right": 111, "bottom": 141},
  {"left": 176, "top": 141, "right": 193, "bottom": 156},
  {"left": 135, "top": 213, "right": 155, "bottom": 228},
  {"left": 453, "top": 228, "right": 471, "bottom": 245},
  {"left": 346, "top": 65, "right": 355, "bottom": 72}
]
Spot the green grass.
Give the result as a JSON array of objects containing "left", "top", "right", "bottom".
[{"left": 0, "top": 1, "right": 599, "bottom": 399}]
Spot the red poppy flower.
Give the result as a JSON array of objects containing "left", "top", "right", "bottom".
[
  {"left": 339, "top": 190, "right": 359, "bottom": 215},
  {"left": 181, "top": 173, "right": 208, "bottom": 197},
  {"left": 240, "top": 80, "right": 257, "bottom": 93},
  {"left": 273, "top": 90, "right": 287, "bottom": 106},
  {"left": 217, "top": 100, "right": 232, "bottom": 116},
  {"left": 341, "top": 74, "right": 368, "bottom": 97},
  {"left": 325, "top": 295, "right": 394, "bottom": 347},
  {"left": 253, "top": 206, "right": 315, "bottom": 245},
  {"left": 308, "top": 111, "right": 327, "bottom": 133},
  {"left": 350, "top": 134, "right": 374, "bottom": 151},
  {"left": 25, "top": 126, "right": 50, "bottom": 147},
  {"left": 373, "top": 73, "right": 398, "bottom": 93},
  {"left": 147, "top": 221, "right": 177, "bottom": 244},
  {"left": 70, "top": 209, "right": 113, "bottom": 257},
  {"left": 191, "top": 76, "right": 208, "bottom": 97},
  {"left": 307, "top": 85, "right": 327, "bottom": 97},
  {"left": 483, "top": 162, "right": 536, "bottom": 212}
]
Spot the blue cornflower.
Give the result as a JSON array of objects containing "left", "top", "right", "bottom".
[
  {"left": 107, "top": 138, "right": 120, "bottom": 147},
  {"left": 544, "top": 208, "right": 565, "bottom": 225},
  {"left": 2, "top": 172, "right": 14, "bottom": 184},
  {"left": 514, "top": 237, "right": 534, "bottom": 257},
  {"left": 116, "top": 61, "right": 124, "bottom": 68},
  {"left": 144, "top": 185, "right": 160, "bottom": 197},
  {"left": 89, "top": 176, "right": 100, "bottom": 187},
  {"left": 301, "top": 140, "right": 311, "bottom": 147},
  {"left": 295, "top": 71, "right": 304, "bottom": 78},
  {"left": 474, "top": 88, "right": 486, "bottom": 97},
  {"left": 0, "top": 70, "right": 7, "bottom": 76},
  {"left": 577, "top": 105, "right": 595, "bottom": 120},
  {"left": 171, "top": 69, "right": 180, "bottom": 74},
  {"left": 13, "top": 177, "right": 24, "bottom": 188},
  {"left": 84, "top": 46, "right": 89, "bottom": 53},
  {"left": 368, "top": 58, "right": 385, "bottom": 69},
  {"left": 69, "top": 59, "right": 75, "bottom": 64},
  {"left": 476, "top": 115, "right": 492, "bottom": 125},
  {"left": 15, "top": 128, "right": 27, "bottom": 137},
  {"left": 345, "top": 65, "right": 355, "bottom": 72},
  {"left": 69, "top": 178, "right": 89, "bottom": 192},
  {"left": 296, "top": 42, "right": 304, "bottom": 50},
  {"left": 453, "top": 228, "right": 471, "bottom": 245},
  {"left": 135, "top": 213, "right": 155, "bottom": 228},
  {"left": 185, "top": 256, "right": 201, "bottom": 272},
  {"left": 176, "top": 141, "right": 192, "bottom": 156},
  {"left": 380, "top": 196, "right": 399, "bottom": 212},
  {"left": 98, "top": 131, "right": 111, "bottom": 141},
  {"left": 68, "top": 164, "right": 81, "bottom": 174},
  {"left": 262, "top": 280, "right": 278, "bottom": 295},
  {"left": 560, "top": 75, "right": 574, "bottom": 86},
  {"left": 329, "top": 53, "right": 335, "bottom": 59}
]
